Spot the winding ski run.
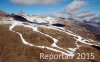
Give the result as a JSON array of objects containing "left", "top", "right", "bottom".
[{"left": 9, "top": 20, "right": 100, "bottom": 57}]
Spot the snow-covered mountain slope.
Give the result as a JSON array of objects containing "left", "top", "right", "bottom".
[{"left": 0, "top": 13, "right": 100, "bottom": 62}]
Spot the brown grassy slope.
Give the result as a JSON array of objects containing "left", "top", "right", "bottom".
[{"left": 0, "top": 24, "right": 100, "bottom": 62}]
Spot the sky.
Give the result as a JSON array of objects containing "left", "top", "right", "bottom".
[{"left": 0, "top": 0, "right": 100, "bottom": 16}]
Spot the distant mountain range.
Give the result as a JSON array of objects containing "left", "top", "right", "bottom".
[{"left": 70, "top": 11, "right": 100, "bottom": 23}]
